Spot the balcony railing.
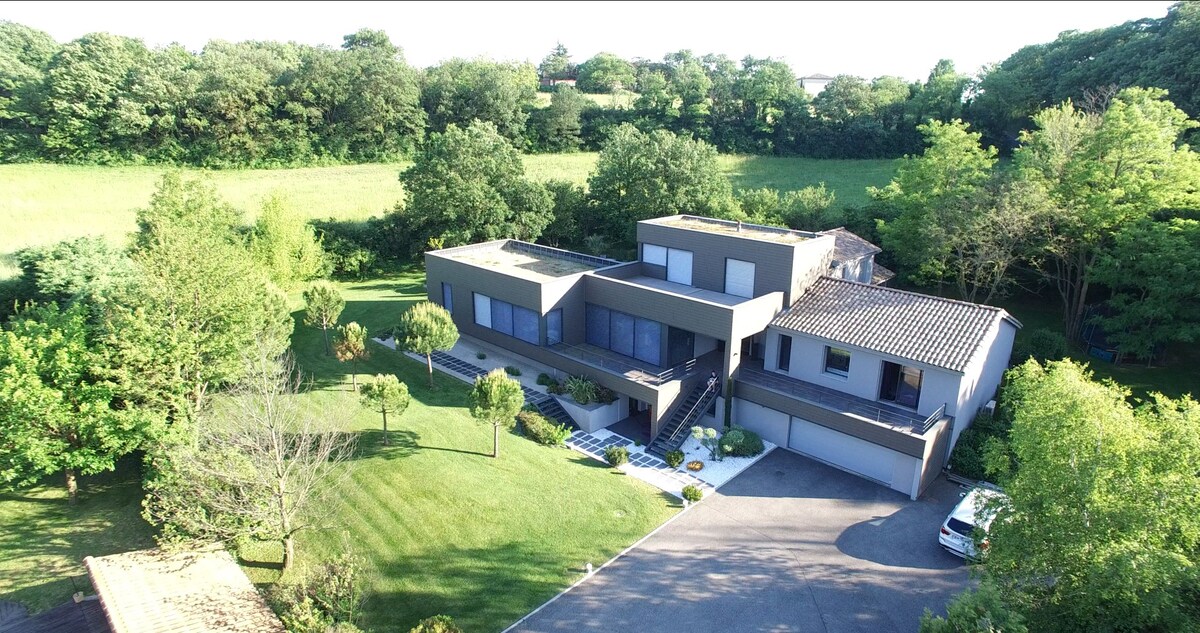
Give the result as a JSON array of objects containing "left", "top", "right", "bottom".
[
  {"left": 739, "top": 365, "right": 948, "bottom": 433},
  {"left": 548, "top": 342, "right": 704, "bottom": 386}
]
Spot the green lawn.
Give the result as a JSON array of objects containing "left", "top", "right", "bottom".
[
  {"left": 0, "top": 268, "right": 678, "bottom": 631},
  {"left": 0, "top": 156, "right": 896, "bottom": 278},
  {"left": 0, "top": 457, "right": 156, "bottom": 613},
  {"left": 997, "top": 294, "right": 1199, "bottom": 401}
]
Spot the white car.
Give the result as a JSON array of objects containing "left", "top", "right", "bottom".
[{"left": 939, "top": 487, "right": 1006, "bottom": 560}]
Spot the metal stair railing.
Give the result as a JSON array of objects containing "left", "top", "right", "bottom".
[{"left": 659, "top": 380, "right": 719, "bottom": 448}]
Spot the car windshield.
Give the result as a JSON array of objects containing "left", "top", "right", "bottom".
[{"left": 946, "top": 518, "right": 975, "bottom": 537}]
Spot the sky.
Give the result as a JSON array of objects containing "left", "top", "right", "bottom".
[{"left": 2, "top": 1, "right": 1178, "bottom": 82}]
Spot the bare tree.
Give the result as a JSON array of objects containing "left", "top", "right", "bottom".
[{"left": 143, "top": 344, "right": 357, "bottom": 571}]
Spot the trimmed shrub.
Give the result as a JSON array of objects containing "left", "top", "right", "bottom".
[
  {"left": 504, "top": 365, "right": 521, "bottom": 376},
  {"left": 476, "top": 352, "right": 486, "bottom": 360},
  {"left": 721, "top": 426, "right": 765, "bottom": 457},
  {"left": 604, "top": 444, "right": 629, "bottom": 467},
  {"left": 595, "top": 386, "right": 618, "bottom": 405},
  {"left": 536, "top": 373, "right": 556, "bottom": 386},
  {"left": 518, "top": 410, "right": 571, "bottom": 446},
  {"left": 409, "top": 615, "right": 463, "bottom": 633},
  {"left": 547, "top": 381, "right": 566, "bottom": 395},
  {"left": 664, "top": 449, "right": 685, "bottom": 468},
  {"left": 565, "top": 375, "right": 598, "bottom": 405},
  {"left": 681, "top": 485, "right": 704, "bottom": 503}
]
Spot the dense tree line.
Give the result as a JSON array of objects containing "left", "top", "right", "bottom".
[
  {"left": 966, "top": 1, "right": 1200, "bottom": 151},
  {"left": 872, "top": 88, "right": 1200, "bottom": 356},
  {"left": 5, "top": 3, "right": 1196, "bottom": 164}
]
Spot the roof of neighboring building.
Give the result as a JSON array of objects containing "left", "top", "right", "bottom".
[
  {"left": 824, "top": 227, "right": 882, "bottom": 265},
  {"left": 871, "top": 263, "right": 896, "bottom": 285},
  {"left": 801, "top": 73, "right": 835, "bottom": 80},
  {"left": 0, "top": 599, "right": 110, "bottom": 633},
  {"left": 772, "top": 277, "right": 1021, "bottom": 373},
  {"left": 84, "top": 545, "right": 285, "bottom": 633}
]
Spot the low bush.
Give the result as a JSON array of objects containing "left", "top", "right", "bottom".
[
  {"left": 536, "top": 373, "right": 556, "bottom": 386},
  {"left": 1011, "top": 327, "right": 1069, "bottom": 365},
  {"left": 721, "top": 426, "right": 765, "bottom": 457},
  {"left": 267, "top": 551, "right": 366, "bottom": 632},
  {"left": 949, "top": 410, "right": 1012, "bottom": 481},
  {"left": 504, "top": 365, "right": 521, "bottom": 376},
  {"left": 409, "top": 615, "right": 463, "bottom": 633},
  {"left": 518, "top": 410, "right": 572, "bottom": 446},
  {"left": 547, "top": 382, "right": 566, "bottom": 395},
  {"left": 476, "top": 352, "right": 486, "bottom": 360},
  {"left": 604, "top": 444, "right": 629, "bottom": 467},
  {"left": 664, "top": 450, "right": 685, "bottom": 468},
  {"left": 596, "top": 386, "right": 618, "bottom": 405},
  {"left": 681, "top": 485, "right": 704, "bottom": 503},
  {"left": 686, "top": 460, "right": 704, "bottom": 471}
]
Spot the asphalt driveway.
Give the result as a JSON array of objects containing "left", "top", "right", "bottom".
[{"left": 509, "top": 449, "right": 971, "bottom": 633}]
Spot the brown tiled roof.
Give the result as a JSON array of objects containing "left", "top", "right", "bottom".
[
  {"left": 84, "top": 545, "right": 285, "bottom": 633},
  {"left": 824, "top": 227, "right": 881, "bottom": 265},
  {"left": 771, "top": 277, "right": 1020, "bottom": 373}
]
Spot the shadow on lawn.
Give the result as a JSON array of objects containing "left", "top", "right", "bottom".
[
  {"left": 366, "top": 540, "right": 581, "bottom": 633},
  {"left": 352, "top": 429, "right": 421, "bottom": 461}
]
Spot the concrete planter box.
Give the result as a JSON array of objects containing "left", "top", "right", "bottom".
[{"left": 555, "top": 395, "right": 621, "bottom": 433}]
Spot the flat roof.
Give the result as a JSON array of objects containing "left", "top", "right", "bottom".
[
  {"left": 438, "top": 241, "right": 619, "bottom": 282},
  {"left": 645, "top": 215, "right": 817, "bottom": 245}
]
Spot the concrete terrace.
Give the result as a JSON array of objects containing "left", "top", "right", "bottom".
[{"left": 440, "top": 240, "right": 619, "bottom": 282}]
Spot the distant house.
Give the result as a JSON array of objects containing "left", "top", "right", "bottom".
[
  {"left": 539, "top": 76, "right": 577, "bottom": 89},
  {"left": 799, "top": 73, "right": 835, "bottom": 96},
  {"left": 426, "top": 215, "right": 1018, "bottom": 499}
]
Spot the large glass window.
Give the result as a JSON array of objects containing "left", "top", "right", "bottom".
[
  {"left": 442, "top": 282, "right": 453, "bottom": 313},
  {"left": 584, "top": 303, "right": 664, "bottom": 367},
  {"left": 585, "top": 304, "right": 610, "bottom": 348},
  {"left": 473, "top": 292, "right": 541, "bottom": 345},
  {"left": 880, "top": 361, "right": 922, "bottom": 409},
  {"left": 634, "top": 317, "right": 661, "bottom": 365},
  {"left": 513, "top": 306, "right": 539, "bottom": 345},
  {"left": 491, "top": 299, "right": 514, "bottom": 336},
  {"left": 824, "top": 346, "right": 851, "bottom": 377},
  {"left": 546, "top": 309, "right": 562, "bottom": 345},
  {"left": 610, "top": 311, "right": 635, "bottom": 357},
  {"left": 778, "top": 335, "right": 792, "bottom": 372}
]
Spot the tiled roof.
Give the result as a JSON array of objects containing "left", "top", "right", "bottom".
[
  {"left": 824, "top": 227, "right": 881, "bottom": 265},
  {"left": 84, "top": 545, "right": 285, "bottom": 633},
  {"left": 771, "top": 277, "right": 1020, "bottom": 373}
]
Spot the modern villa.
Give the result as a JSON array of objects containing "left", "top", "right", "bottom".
[{"left": 425, "top": 216, "right": 1019, "bottom": 499}]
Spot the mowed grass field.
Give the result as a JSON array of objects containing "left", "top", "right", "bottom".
[
  {"left": 0, "top": 156, "right": 897, "bottom": 277},
  {"left": 0, "top": 268, "right": 679, "bottom": 632}
]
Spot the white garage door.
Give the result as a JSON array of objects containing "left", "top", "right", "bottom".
[
  {"left": 724, "top": 258, "right": 755, "bottom": 298},
  {"left": 788, "top": 417, "right": 897, "bottom": 484}
]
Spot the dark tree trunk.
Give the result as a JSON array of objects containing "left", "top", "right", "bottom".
[{"left": 382, "top": 409, "right": 389, "bottom": 445}]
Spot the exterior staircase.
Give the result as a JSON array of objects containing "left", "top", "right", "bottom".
[
  {"left": 530, "top": 393, "right": 579, "bottom": 431},
  {"left": 647, "top": 380, "right": 720, "bottom": 458}
]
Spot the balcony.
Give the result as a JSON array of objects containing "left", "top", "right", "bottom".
[
  {"left": 738, "top": 362, "right": 949, "bottom": 435},
  {"left": 548, "top": 343, "right": 719, "bottom": 386}
]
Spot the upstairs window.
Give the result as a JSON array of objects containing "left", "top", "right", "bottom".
[{"left": 824, "top": 346, "right": 851, "bottom": 377}]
